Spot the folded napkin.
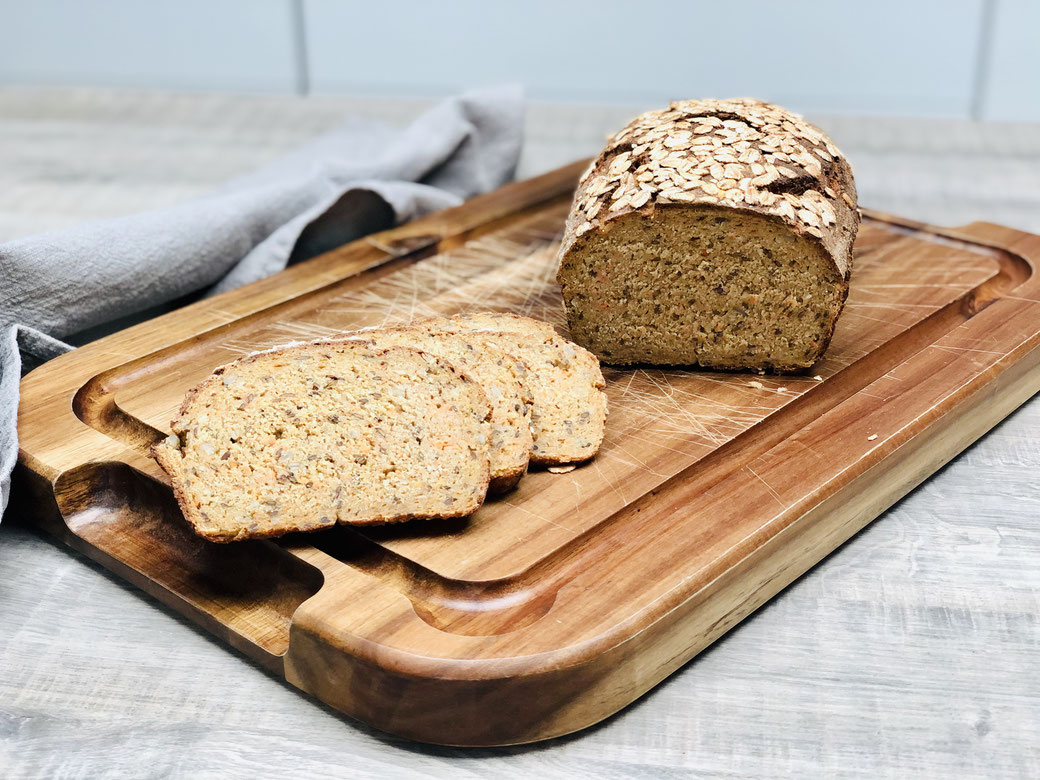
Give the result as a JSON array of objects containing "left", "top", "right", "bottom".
[{"left": 0, "top": 85, "right": 524, "bottom": 518}]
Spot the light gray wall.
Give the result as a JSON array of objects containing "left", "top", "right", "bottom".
[
  {"left": 304, "top": 0, "right": 984, "bottom": 116},
  {"left": 979, "top": 0, "right": 1040, "bottom": 120},
  {"left": 0, "top": 0, "right": 303, "bottom": 93},
  {"left": 0, "top": 0, "right": 1035, "bottom": 120}
]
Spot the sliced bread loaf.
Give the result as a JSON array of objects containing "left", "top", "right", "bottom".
[
  {"left": 556, "top": 98, "right": 859, "bottom": 372},
  {"left": 344, "top": 327, "right": 534, "bottom": 493},
  {"left": 421, "top": 314, "right": 608, "bottom": 465},
  {"left": 152, "top": 340, "right": 492, "bottom": 542}
]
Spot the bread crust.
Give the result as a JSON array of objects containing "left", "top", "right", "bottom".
[{"left": 558, "top": 98, "right": 858, "bottom": 278}]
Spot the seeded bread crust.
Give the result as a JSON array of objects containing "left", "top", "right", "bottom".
[
  {"left": 557, "top": 98, "right": 859, "bottom": 372},
  {"left": 560, "top": 98, "right": 858, "bottom": 274},
  {"left": 420, "top": 314, "right": 609, "bottom": 465},
  {"left": 342, "top": 326, "right": 535, "bottom": 494},
  {"left": 153, "top": 341, "right": 492, "bottom": 542}
]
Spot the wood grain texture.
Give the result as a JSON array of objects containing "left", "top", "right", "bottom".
[
  {"left": 3, "top": 90, "right": 1040, "bottom": 775},
  {"left": 14, "top": 150, "right": 1040, "bottom": 745}
]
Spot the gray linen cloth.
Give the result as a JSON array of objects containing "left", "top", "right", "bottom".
[{"left": 0, "top": 85, "right": 524, "bottom": 518}]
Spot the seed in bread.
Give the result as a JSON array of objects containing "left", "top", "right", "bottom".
[
  {"left": 344, "top": 327, "right": 534, "bottom": 494},
  {"left": 556, "top": 97, "right": 859, "bottom": 372},
  {"left": 422, "top": 314, "right": 608, "bottom": 465},
  {"left": 152, "top": 341, "right": 492, "bottom": 542}
]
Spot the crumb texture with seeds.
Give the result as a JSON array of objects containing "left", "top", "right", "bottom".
[
  {"left": 557, "top": 97, "right": 860, "bottom": 372},
  {"left": 152, "top": 340, "right": 492, "bottom": 542},
  {"left": 153, "top": 314, "right": 609, "bottom": 542},
  {"left": 339, "top": 325, "right": 534, "bottom": 494},
  {"left": 421, "top": 313, "right": 608, "bottom": 465}
]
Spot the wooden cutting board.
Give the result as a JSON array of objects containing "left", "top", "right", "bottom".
[{"left": 15, "top": 161, "right": 1040, "bottom": 746}]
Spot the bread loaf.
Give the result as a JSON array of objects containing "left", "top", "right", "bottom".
[
  {"left": 152, "top": 340, "right": 492, "bottom": 542},
  {"left": 556, "top": 98, "right": 859, "bottom": 372}
]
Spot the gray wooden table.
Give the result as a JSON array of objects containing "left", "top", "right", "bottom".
[{"left": 1, "top": 89, "right": 1038, "bottom": 779}]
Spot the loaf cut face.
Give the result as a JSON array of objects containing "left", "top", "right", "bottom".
[
  {"left": 153, "top": 341, "right": 492, "bottom": 542},
  {"left": 345, "top": 327, "right": 534, "bottom": 493},
  {"left": 423, "top": 314, "right": 608, "bottom": 465},
  {"left": 557, "top": 98, "right": 859, "bottom": 372}
]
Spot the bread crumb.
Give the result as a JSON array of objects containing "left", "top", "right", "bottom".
[
  {"left": 813, "top": 375, "right": 823, "bottom": 381},
  {"left": 748, "top": 381, "right": 764, "bottom": 389},
  {"left": 867, "top": 434, "right": 878, "bottom": 441},
  {"left": 548, "top": 465, "right": 577, "bottom": 474},
  {"left": 776, "top": 386, "right": 788, "bottom": 394}
]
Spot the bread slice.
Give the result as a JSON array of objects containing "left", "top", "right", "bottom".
[
  {"left": 421, "top": 314, "right": 608, "bottom": 465},
  {"left": 556, "top": 98, "right": 859, "bottom": 372},
  {"left": 345, "top": 327, "right": 534, "bottom": 493},
  {"left": 152, "top": 340, "right": 492, "bottom": 542}
]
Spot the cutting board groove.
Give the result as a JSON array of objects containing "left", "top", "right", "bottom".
[{"left": 16, "top": 161, "right": 1040, "bottom": 745}]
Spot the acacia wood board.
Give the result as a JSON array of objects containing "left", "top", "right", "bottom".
[{"left": 15, "top": 161, "right": 1040, "bottom": 746}]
